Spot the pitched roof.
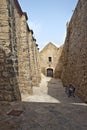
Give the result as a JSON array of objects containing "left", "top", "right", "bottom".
[{"left": 40, "top": 42, "right": 58, "bottom": 53}]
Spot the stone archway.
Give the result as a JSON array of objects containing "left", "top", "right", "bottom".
[{"left": 47, "top": 68, "right": 53, "bottom": 77}]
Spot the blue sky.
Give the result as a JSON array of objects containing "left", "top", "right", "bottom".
[{"left": 18, "top": 0, "right": 78, "bottom": 50}]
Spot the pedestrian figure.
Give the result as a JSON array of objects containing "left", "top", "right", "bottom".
[{"left": 65, "top": 84, "right": 75, "bottom": 97}]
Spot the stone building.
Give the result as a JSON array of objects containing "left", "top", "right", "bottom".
[
  {"left": 40, "top": 42, "right": 60, "bottom": 77},
  {"left": 61, "top": 0, "right": 87, "bottom": 102},
  {"left": 0, "top": 0, "right": 41, "bottom": 101}
]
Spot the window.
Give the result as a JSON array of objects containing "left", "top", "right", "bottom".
[{"left": 48, "top": 57, "right": 52, "bottom": 62}]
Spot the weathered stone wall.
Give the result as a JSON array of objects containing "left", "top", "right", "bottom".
[
  {"left": 61, "top": 0, "right": 87, "bottom": 102},
  {"left": 55, "top": 45, "right": 64, "bottom": 78},
  {"left": 0, "top": 0, "right": 21, "bottom": 101},
  {"left": 28, "top": 31, "right": 41, "bottom": 87},
  {"left": 36, "top": 47, "right": 41, "bottom": 83},
  {"left": 0, "top": 0, "right": 41, "bottom": 101},
  {"left": 18, "top": 14, "right": 32, "bottom": 95},
  {"left": 40, "top": 42, "right": 59, "bottom": 77}
]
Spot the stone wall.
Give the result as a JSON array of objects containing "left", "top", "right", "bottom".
[
  {"left": 40, "top": 42, "right": 59, "bottom": 77},
  {"left": 0, "top": 0, "right": 41, "bottom": 101},
  {"left": 55, "top": 45, "right": 64, "bottom": 78},
  {"left": 61, "top": 0, "right": 87, "bottom": 102},
  {"left": 28, "top": 31, "right": 41, "bottom": 87},
  {"left": 0, "top": 0, "right": 21, "bottom": 101}
]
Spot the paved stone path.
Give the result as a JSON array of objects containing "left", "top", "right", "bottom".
[{"left": 0, "top": 74, "right": 87, "bottom": 130}]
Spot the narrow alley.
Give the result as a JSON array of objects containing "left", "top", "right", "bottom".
[
  {"left": 0, "top": 0, "right": 87, "bottom": 130},
  {"left": 0, "top": 74, "right": 87, "bottom": 130}
]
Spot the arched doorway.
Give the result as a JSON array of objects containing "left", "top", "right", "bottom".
[{"left": 47, "top": 68, "right": 53, "bottom": 77}]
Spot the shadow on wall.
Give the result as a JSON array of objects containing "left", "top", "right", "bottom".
[
  {"left": 55, "top": 0, "right": 87, "bottom": 103},
  {"left": 47, "top": 78, "right": 83, "bottom": 104},
  {"left": 54, "top": 45, "right": 64, "bottom": 79},
  {"left": 0, "top": 48, "right": 21, "bottom": 101}
]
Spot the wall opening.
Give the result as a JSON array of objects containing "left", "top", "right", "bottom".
[
  {"left": 48, "top": 57, "right": 52, "bottom": 62},
  {"left": 47, "top": 68, "right": 53, "bottom": 77}
]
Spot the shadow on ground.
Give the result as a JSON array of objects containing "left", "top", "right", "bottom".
[
  {"left": 47, "top": 78, "right": 84, "bottom": 105},
  {"left": 0, "top": 77, "right": 87, "bottom": 130},
  {"left": 0, "top": 101, "right": 87, "bottom": 130}
]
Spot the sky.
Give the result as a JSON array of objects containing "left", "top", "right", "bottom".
[{"left": 18, "top": 0, "right": 78, "bottom": 50}]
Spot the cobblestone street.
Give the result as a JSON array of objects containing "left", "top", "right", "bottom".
[{"left": 0, "top": 74, "right": 87, "bottom": 130}]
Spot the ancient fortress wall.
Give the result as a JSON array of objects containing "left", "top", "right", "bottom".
[
  {"left": 55, "top": 45, "right": 64, "bottom": 78},
  {"left": 28, "top": 32, "right": 41, "bottom": 87},
  {"left": 0, "top": 0, "right": 21, "bottom": 101},
  {"left": 0, "top": 0, "right": 41, "bottom": 101},
  {"left": 61, "top": 0, "right": 87, "bottom": 102}
]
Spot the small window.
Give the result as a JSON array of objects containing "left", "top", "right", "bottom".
[{"left": 48, "top": 57, "right": 52, "bottom": 62}]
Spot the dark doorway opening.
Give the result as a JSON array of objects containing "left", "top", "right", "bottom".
[{"left": 47, "top": 68, "right": 53, "bottom": 77}]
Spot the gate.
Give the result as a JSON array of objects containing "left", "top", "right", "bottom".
[{"left": 47, "top": 68, "right": 53, "bottom": 77}]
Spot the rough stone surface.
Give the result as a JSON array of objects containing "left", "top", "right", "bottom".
[
  {"left": 61, "top": 0, "right": 87, "bottom": 102},
  {"left": 55, "top": 45, "right": 64, "bottom": 78},
  {"left": 40, "top": 42, "right": 60, "bottom": 77},
  {"left": 0, "top": 0, "right": 21, "bottom": 101},
  {"left": 0, "top": 0, "right": 41, "bottom": 101}
]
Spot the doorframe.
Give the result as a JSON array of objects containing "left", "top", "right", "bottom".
[{"left": 45, "top": 67, "right": 54, "bottom": 77}]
